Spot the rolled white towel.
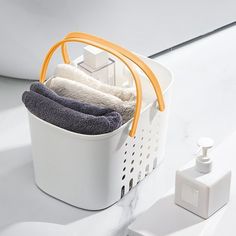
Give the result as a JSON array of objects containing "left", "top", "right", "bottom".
[
  {"left": 54, "top": 64, "right": 136, "bottom": 101},
  {"left": 46, "top": 77, "right": 135, "bottom": 124}
]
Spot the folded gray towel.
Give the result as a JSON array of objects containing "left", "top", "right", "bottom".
[
  {"left": 30, "top": 82, "right": 116, "bottom": 116},
  {"left": 22, "top": 84, "right": 122, "bottom": 135}
]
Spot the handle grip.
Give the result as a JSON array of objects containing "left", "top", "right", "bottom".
[{"left": 40, "top": 38, "right": 142, "bottom": 137}]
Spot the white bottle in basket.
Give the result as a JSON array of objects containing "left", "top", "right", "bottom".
[
  {"left": 77, "top": 45, "right": 116, "bottom": 85},
  {"left": 175, "top": 137, "right": 231, "bottom": 219}
]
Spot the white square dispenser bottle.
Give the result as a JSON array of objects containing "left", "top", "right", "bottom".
[{"left": 175, "top": 137, "right": 231, "bottom": 219}]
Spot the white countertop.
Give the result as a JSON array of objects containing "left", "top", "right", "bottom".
[
  {"left": 128, "top": 132, "right": 236, "bottom": 236},
  {"left": 0, "top": 26, "right": 236, "bottom": 235}
]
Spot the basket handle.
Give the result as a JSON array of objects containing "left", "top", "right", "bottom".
[
  {"left": 61, "top": 32, "right": 165, "bottom": 111},
  {"left": 40, "top": 38, "right": 142, "bottom": 137}
]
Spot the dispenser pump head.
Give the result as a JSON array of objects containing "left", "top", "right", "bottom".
[{"left": 196, "top": 137, "right": 214, "bottom": 173}]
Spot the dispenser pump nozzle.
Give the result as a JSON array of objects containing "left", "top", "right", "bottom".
[{"left": 196, "top": 137, "right": 214, "bottom": 173}]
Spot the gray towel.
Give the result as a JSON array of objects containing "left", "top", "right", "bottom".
[
  {"left": 22, "top": 83, "right": 122, "bottom": 135},
  {"left": 30, "top": 82, "right": 116, "bottom": 116}
]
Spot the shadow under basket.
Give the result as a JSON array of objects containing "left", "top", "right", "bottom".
[{"left": 28, "top": 55, "right": 173, "bottom": 210}]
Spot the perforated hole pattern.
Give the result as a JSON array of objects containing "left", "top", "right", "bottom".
[{"left": 121, "top": 116, "right": 162, "bottom": 198}]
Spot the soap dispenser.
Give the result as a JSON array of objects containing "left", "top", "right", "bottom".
[{"left": 175, "top": 137, "right": 231, "bottom": 219}]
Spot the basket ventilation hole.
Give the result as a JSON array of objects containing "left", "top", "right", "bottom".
[
  {"left": 129, "top": 178, "right": 133, "bottom": 191},
  {"left": 122, "top": 175, "right": 126, "bottom": 180},
  {"left": 133, "top": 144, "right": 136, "bottom": 148},
  {"left": 123, "top": 167, "right": 126, "bottom": 171},
  {"left": 125, "top": 143, "right": 128, "bottom": 146},
  {"left": 141, "top": 137, "right": 144, "bottom": 140},
  {"left": 138, "top": 171, "right": 142, "bottom": 182},
  {"left": 121, "top": 186, "right": 125, "bottom": 198},
  {"left": 123, "top": 159, "right": 126, "bottom": 163},
  {"left": 140, "top": 145, "right": 143, "bottom": 149},
  {"left": 145, "top": 164, "right": 149, "bottom": 176},
  {"left": 124, "top": 151, "right": 127, "bottom": 155},
  {"left": 146, "top": 153, "right": 150, "bottom": 159},
  {"left": 130, "top": 167, "right": 134, "bottom": 173},
  {"left": 140, "top": 153, "right": 143, "bottom": 157},
  {"left": 132, "top": 152, "right": 135, "bottom": 156},
  {"left": 131, "top": 159, "right": 134, "bottom": 164},
  {"left": 139, "top": 160, "right": 142, "bottom": 165},
  {"left": 153, "top": 158, "right": 158, "bottom": 169}
]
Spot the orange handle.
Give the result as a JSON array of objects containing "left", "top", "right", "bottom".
[
  {"left": 61, "top": 32, "right": 165, "bottom": 111},
  {"left": 40, "top": 38, "right": 142, "bottom": 137}
]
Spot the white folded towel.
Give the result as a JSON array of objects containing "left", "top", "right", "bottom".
[
  {"left": 46, "top": 77, "right": 136, "bottom": 124},
  {"left": 54, "top": 64, "right": 136, "bottom": 101}
]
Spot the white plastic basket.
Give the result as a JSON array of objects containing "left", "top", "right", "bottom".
[{"left": 28, "top": 33, "right": 174, "bottom": 210}]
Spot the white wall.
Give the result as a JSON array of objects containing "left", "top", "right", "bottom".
[{"left": 0, "top": 0, "right": 235, "bottom": 79}]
